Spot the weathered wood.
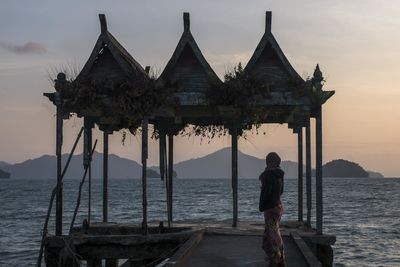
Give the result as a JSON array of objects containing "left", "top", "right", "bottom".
[
  {"left": 316, "top": 106, "right": 323, "bottom": 235},
  {"left": 306, "top": 122, "right": 312, "bottom": 226},
  {"left": 142, "top": 118, "right": 149, "bottom": 234},
  {"left": 55, "top": 92, "right": 63, "bottom": 236},
  {"left": 168, "top": 134, "right": 174, "bottom": 227},
  {"left": 297, "top": 129, "right": 303, "bottom": 222},
  {"left": 103, "top": 130, "right": 109, "bottom": 223},
  {"left": 231, "top": 127, "right": 238, "bottom": 227}
]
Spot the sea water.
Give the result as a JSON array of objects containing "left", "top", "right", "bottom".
[{"left": 0, "top": 178, "right": 399, "bottom": 266}]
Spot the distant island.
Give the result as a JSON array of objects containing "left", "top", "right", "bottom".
[
  {"left": 322, "top": 159, "right": 381, "bottom": 178},
  {"left": 0, "top": 148, "right": 384, "bottom": 179},
  {"left": 0, "top": 169, "right": 11, "bottom": 179}
]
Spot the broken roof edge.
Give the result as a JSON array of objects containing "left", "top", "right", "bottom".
[
  {"left": 244, "top": 11, "right": 304, "bottom": 84},
  {"left": 76, "top": 14, "right": 147, "bottom": 82},
  {"left": 158, "top": 12, "right": 221, "bottom": 84}
]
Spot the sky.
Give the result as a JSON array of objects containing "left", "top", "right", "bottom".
[{"left": 0, "top": 0, "right": 399, "bottom": 177}]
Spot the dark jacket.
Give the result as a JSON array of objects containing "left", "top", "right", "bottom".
[{"left": 259, "top": 168, "right": 284, "bottom": 212}]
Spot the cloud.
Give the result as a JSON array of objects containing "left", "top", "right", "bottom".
[{"left": 0, "top": 41, "right": 47, "bottom": 54}]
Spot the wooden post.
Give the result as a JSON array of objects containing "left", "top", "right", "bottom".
[
  {"left": 142, "top": 118, "right": 149, "bottom": 234},
  {"left": 103, "top": 130, "right": 109, "bottom": 223},
  {"left": 306, "top": 121, "right": 312, "bottom": 226},
  {"left": 159, "top": 130, "right": 165, "bottom": 181},
  {"left": 84, "top": 119, "right": 93, "bottom": 225},
  {"left": 167, "top": 133, "right": 174, "bottom": 227},
  {"left": 297, "top": 128, "right": 303, "bottom": 222},
  {"left": 316, "top": 107, "right": 323, "bottom": 235},
  {"left": 231, "top": 127, "right": 238, "bottom": 227},
  {"left": 55, "top": 92, "right": 63, "bottom": 236}
]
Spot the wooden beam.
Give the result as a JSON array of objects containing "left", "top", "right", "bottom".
[
  {"left": 103, "top": 130, "right": 109, "bottom": 223},
  {"left": 142, "top": 118, "right": 149, "bottom": 234},
  {"left": 168, "top": 134, "right": 174, "bottom": 227},
  {"left": 55, "top": 92, "right": 63, "bottom": 236},
  {"left": 316, "top": 106, "right": 323, "bottom": 235},
  {"left": 297, "top": 129, "right": 303, "bottom": 222},
  {"left": 306, "top": 121, "right": 312, "bottom": 226},
  {"left": 231, "top": 127, "right": 238, "bottom": 227}
]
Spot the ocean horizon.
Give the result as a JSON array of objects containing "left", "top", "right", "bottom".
[{"left": 1, "top": 177, "right": 399, "bottom": 266}]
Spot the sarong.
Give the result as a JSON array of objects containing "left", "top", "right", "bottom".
[{"left": 262, "top": 204, "right": 285, "bottom": 266}]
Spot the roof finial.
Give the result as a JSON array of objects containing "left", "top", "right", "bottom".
[
  {"left": 183, "top": 12, "right": 190, "bottom": 32},
  {"left": 266, "top": 11, "right": 272, "bottom": 33},
  {"left": 313, "top": 64, "right": 324, "bottom": 91},
  {"left": 99, "top": 14, "right": 107, "bottom": 33}
]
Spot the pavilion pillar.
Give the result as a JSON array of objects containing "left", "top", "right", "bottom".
[
  {"left": 55, "top": 92, "right": 63, "bottom": 236},
  {"left": 167, "top": 133, "right": 174, "bottom": 227},
  {"left": 84, "top": 118, "right": 93, "bottom": 225},
  {"left": 305, "top": 120, "right": 312, "bottom": 226},
  {"left": 141, "top": 118, "right": 149, "bottom": 234},
  {"left": 103, "top": 130, "right": 109, "bottom": 223},
  {"left": 231, "top": 126, "right": 238, "bottom": 227},
  {"left": 316, "top": 107, "right": 323, "bottom": 234},
  {"left": 159, "top": 130, "right": 166, "bottom": 181},
  {"left": 297, "top": 128, "right": 303, "bottom": 222}
]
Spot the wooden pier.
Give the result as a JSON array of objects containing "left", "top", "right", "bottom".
[{"left": 44, "top": 220, "right": 335, "bottom": 266}]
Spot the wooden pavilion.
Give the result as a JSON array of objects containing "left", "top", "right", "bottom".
[{"left": 40, "top": 11, "right": 335, "bottom": 267}]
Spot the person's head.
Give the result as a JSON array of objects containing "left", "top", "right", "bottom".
[{"left": 266, "top": 152, "right": 281, "bottom": 169}]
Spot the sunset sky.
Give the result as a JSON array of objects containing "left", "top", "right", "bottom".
[{"left": 1, "top": 0, "right": 399, "bottom": 177}]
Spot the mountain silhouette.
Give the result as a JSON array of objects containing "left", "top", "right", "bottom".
[
  {"left": 1, "top": 149, "right": 383, "bottom": 179},
  {"left": 2, "top": 152, "right": 159, "bottom": 179}
]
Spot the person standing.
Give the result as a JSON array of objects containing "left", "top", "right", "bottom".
[{"left": 259, "top": 152, "right": 286, "bottom": 267}]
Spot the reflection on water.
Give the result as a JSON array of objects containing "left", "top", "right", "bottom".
[{"left": 0, "top": 178, "right": 399, "bottom": 266}]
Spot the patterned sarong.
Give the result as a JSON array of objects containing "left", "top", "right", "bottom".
[{"left": 262, "top": 204, "right": 285, "bottom": 266}]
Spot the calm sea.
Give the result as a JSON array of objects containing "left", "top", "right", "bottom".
[{"left": 0, "top": 177, "right": 399, "bottom": 266}]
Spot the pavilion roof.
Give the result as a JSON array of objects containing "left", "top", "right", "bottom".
[
  {"left": 76, "top": 14, "right": 147, "bottom": 83},
  {"left": 158, "top": 13, "right": 221, "bottom": 94},
  {"left": 245, "top": 12, "right": 304, "bottom": 87}
]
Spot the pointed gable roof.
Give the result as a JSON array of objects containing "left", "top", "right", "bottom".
[
  {"left": 76, "top": 14, "right": 146, "bottom": 83},
  {"left": 159, "top": 13, "right": 221, "bottom": 92},
  {"left": 245, "top": 12, "right": 304, "bottom": 86}
]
